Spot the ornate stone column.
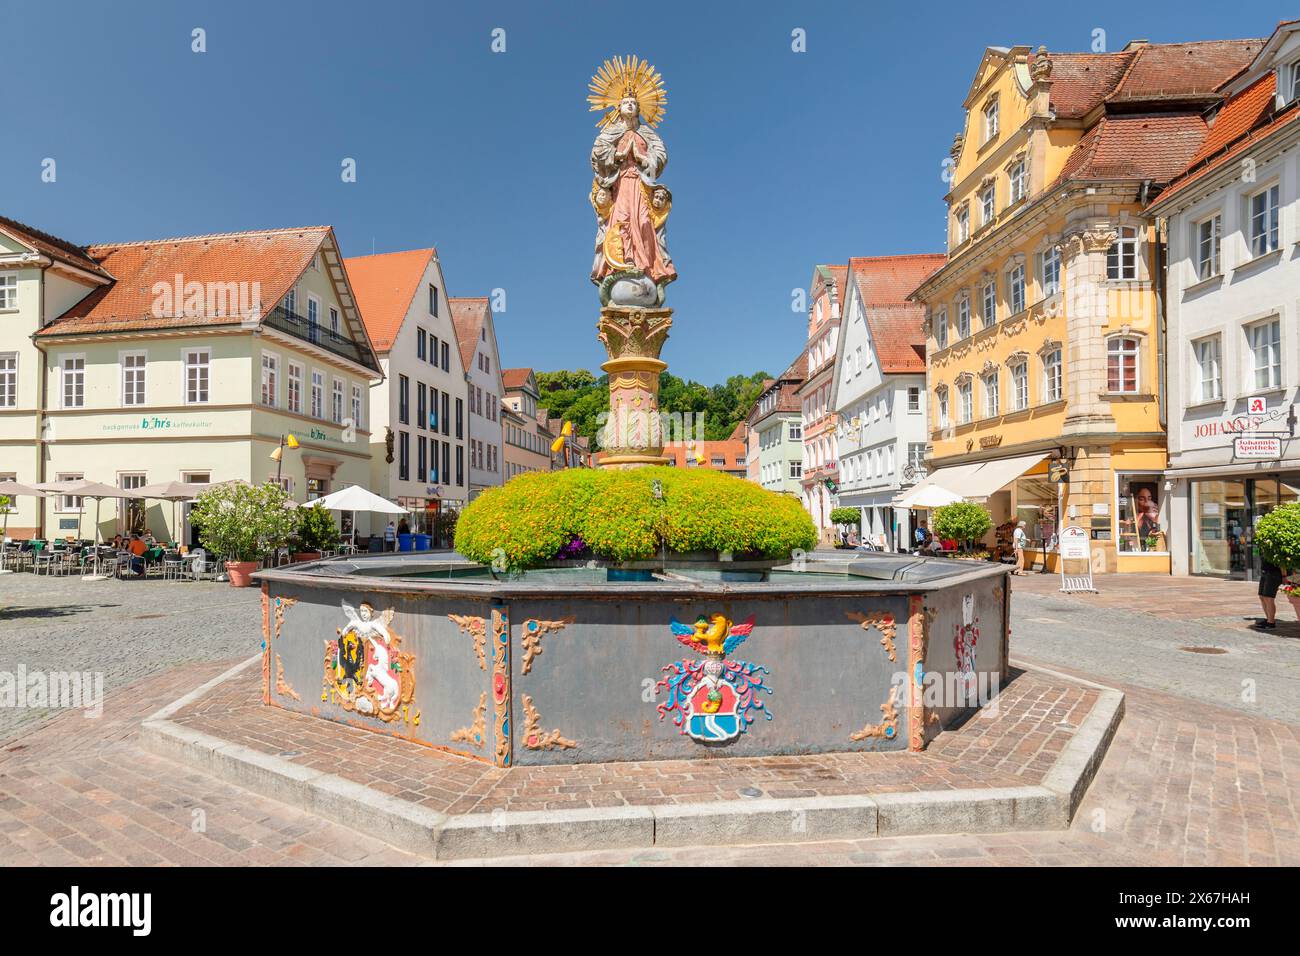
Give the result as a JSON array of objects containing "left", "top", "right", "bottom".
[
  {"left": 1060, "top": 225, "right": 1117, "bottom": 436},
  {"left": 597, "top": 305, "right": 673, "bottom": 468}
]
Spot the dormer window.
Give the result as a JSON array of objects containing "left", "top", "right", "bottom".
[
  {"left": 982, "top": 99, "right": 999, "bottom": 143},
  {"left": 1290, "top": 57, "right": 1300, "bottom": 103}
]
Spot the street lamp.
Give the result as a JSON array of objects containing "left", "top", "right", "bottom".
[{"left": 269, "top": 433, "right": 300, "bottom": 484}]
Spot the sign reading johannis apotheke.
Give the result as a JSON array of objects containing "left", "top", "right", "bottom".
[{"left": 1234, "top": 436, "right": 1283, "bottom": 459}]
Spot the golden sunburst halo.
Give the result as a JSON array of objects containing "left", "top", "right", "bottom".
[{"left": 588, "top": 55, "right": 667, "bottom": 128}]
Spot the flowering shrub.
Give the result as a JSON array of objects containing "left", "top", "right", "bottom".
[{"left": 455, "top": 467, "right": 817, "bottom": 569}]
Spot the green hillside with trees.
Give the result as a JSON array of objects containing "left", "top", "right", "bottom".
[{"left": 535, "top": 369, "right": 770, "bottom": 445}]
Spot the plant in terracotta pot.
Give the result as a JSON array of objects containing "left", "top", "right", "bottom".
[
  {"left": 292, "top": 503, "right": 341, "bottom": 562},
  {"left": 189, "top": 481, "right": 296, "bottom": 586},
  {"left": 1254, "top": 502, "right": 1300, "bottom": 613}
]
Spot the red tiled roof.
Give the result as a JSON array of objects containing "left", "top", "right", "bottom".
[
  {"left": 0, "top": 214, "right": 112, "bottom": 279},
  {"left": 1030, "top": 51, "right": 1135, "bottom": 118},
  {"left": 502, "top": 368, "right": 533, "bottom": 390},
  {"left": 845, "top": 255, "right": 944, "bottom": 375},
  {"left": 344, "top": 249, "right": 435, "bottom": 353},
  {"left": 595, "top": 440, "right": 747, "bottom": 471},
  {"left": 1189, "top": 72, "right": 1276, "bottom": 165},
  {"left": 1108, "top": 39, "right": 1263, "bottom": 103},
  {"left": 1151, "top": 79, "right": 1300, "bottom": 211},
  {"left": 780, "top": 349, "right": 808, "bottom": 382},
  {"left": 448, "top": 296, "right": 490, "bottom": 371},
  {"left": 1052, "top": 112, "right": 1209, "bottom": 186},
  {"left": 847, "top": 254, "right": 946, "bottom": 307},
  {"left": 39, "top": 226, "right": 329, "bottom": 337}
]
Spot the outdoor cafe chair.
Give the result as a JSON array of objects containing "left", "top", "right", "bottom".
[{"left": 162, "top": 552, "right": 186, "bottom": 580}]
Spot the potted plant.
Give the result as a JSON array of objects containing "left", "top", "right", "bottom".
[
  {"left": 1254, "top": 503, "right": 1300, "bottom": 614},
  {"left": 292, "top": 503, "right": 341, "bottom": 562},
  {"left": 932, "top": 501, "right": 994, "bottom": 556},
  {"left": 189, "top": 481, "right": 296, "bottom": 586}
]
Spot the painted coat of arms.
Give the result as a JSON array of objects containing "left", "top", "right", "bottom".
[
  {"left": 323, "top": 600, "right": 417, "bottom": 723},
  {"left": 655, "top": 613, "right": 772, "bottom": 743}
]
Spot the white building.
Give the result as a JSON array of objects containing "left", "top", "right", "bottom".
[
  {"left": 829, "top": 255, "right": 943, "bottom": 549},
  {"left": 346, "top": 248, "right": 468, "bottom": 544},
  {"left": 450, "top": 296, "right": 505, "bottom": 499},
  {"left": 1148, "top": 21, "right": 1300, "bottom": 579}
]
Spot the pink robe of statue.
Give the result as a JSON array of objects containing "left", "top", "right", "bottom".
[{"left": 595, "top": 130, "right": 676, "bottom": 285}]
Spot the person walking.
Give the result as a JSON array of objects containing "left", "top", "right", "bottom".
[
  {"left": 1255, "top": 557, "right": 1285, "bottom": 629},
  {"left": 1012, "top": 520, "right": 1028, "bottom": 575},
  {"left": 384, "top": 520, "right": 397, "bottom": 553}
]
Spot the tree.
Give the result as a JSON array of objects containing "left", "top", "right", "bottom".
[
  {"left": 829, "top": 507, "right": 860, "bottom": 527},
  {"left": 190, "top": 482, "right": 297, "bottom": 562},
  {"left": 294, "top": 503, "right": 342, "bottom": 553},
  {"left": 932, "top": 502, "right": 993, "bottom": 553},
  {"left": 1255, "top": 502, "right": 1300, "bottom": 571}
]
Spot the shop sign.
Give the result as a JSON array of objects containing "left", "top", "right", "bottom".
[
  {"left": 1047, "top": 460, "right": 1068, "bottom": 483},
  {"left": 1059, "top": 526, "right": 1090, "bottom": 560},
  {"left": 103, "top": 417, "right": 215, "bottom": 433},
  {"left": 1247, "top": 395, "right": 1268, "bottom": 415},
  {"left": 1234, "top": 436, "right": 1282, "bottom": 459}
]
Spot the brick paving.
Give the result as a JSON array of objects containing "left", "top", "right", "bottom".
[
  {"left": 167, "top": 664, "right": 1095, "bottom": 813},
  {"left": 455, "top": 668, "right": 1300, "bottom": 866},
  {"left": 2, "top": 568, "right": 1297, "bottom": 866},
  {"left": 0, "top": 659, "right": 419, "bottom": 866}
]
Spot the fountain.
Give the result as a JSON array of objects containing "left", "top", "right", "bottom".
[{"left": 253, "top": 57, "right": 1009, "bottom": 768}]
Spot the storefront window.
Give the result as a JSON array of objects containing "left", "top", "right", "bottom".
[
  {"left": 1193, "top": 479, "right": 1248, "bottom": 576},
  {"left": 1116, "top": 474, "right": 1166, "bottom": 554},
  {"left": 1013, "top": 476, "right": 1058, "bottom": 551}
]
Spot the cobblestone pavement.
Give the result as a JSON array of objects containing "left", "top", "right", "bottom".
[
  {"left": 1, "top": 569, "right": 1297, "bottom": 866},
  {"left": 1009, "top": 573, "right": 1300, "bottom": 724},
  {"left": 0, "top": 573, "right": 260, "bottom": 741}
]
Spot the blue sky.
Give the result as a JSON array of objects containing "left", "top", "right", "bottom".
[{"left": 4, "top": 0, "right": 1291, "bottom": 381}]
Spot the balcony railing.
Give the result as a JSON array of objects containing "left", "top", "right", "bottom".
[{"left": 264, "top": 306, "right": 380, "bottom": 372}]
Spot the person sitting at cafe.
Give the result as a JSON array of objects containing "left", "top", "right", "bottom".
[
  {"left": 127, "top": 533, "right": 149, "bottom": 577},
  {"left": 111, "top": 534, "right": 124, "bottom": 550}
]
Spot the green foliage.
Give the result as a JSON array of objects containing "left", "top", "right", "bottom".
[
  {"left": 829, "top": 507, "right": 860, "bottom": 527},
  {"left": 0, "top": 495, "right": 10, "bottom": 514},
  {"left": 534, "top": 369, "right": 771, "bottom": 446},
  {"left": 190, "top": 482, "right": 297, "bottom": 562},
  {"left": 1255, "top": 503, "right": 1300, "bottom": 570},
  {"left": 294, "top": 503, "right": 341, "bottom": 553},
  {"left": 455, "top": 467, "right": 817, "bottom": 570},
  {"left": 932, "top": 501, "right": 993, "bottom": 549}
]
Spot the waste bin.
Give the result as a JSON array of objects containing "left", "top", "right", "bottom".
[
  {"left": 367, "top": 536, "right": 383, "bottom": 553},
  {"left": 398, "top": 533, "right": 414, "bottom": 552},
  {"left": 414, "top": 533, "right": 432, "bottom": 551}
]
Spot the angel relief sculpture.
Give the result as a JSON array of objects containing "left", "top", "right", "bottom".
[
  {"left": 588, "top": 56, "right": 677, "bottom": 307},
  {"left": 323, "top": 600, "right": 418, "bottom": 723}
]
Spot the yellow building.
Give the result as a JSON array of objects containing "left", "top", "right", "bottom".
[
  {"left": 909, "top": 39, "right": 1261, "bottom": 573},
  {"left": 1, "top": 218, "right": 381, "bottom": 544}
]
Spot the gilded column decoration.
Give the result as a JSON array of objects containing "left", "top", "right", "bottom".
[
  {"left": 845, "top": 610, "right": 897, "bottom": 661},
  {"left": 273, "top": 595, "right": 298, "bottom": 639},
  {"left": 907, "top": 596, "right": 935, "bottom": 752},
  {"left": 450, "top": 692, "right": 488, "bottom": 750},
  {"left": 519, "top": 616, "right": 576, "bottom": 675},
  {"left": 274, "top": 655, "right": 300, "bottom": 701},
  {"left": 597, "top": 306, "right": 673, "bottom": 467},
  {"left": 521, "top": 695, "right": 577, "bottom": 751},
  {"left": 491, "top": 607, "right": 513, "bottom": 767},
  {"left": 449, "top": 613, "right": 488, "bottom": 671},
  {"left": 260, "top": 585, "right": 271, "bottom": 704}
]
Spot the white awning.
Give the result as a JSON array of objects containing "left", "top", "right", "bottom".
[
  {"left": 893, "top": 462, "right": 983, "bottom": 508},
  {"left": 963, "top": 452, "right": 1048, "bottom": 499},
  {"left": 894, "top": 453, "right": 1047, "bottom": 507}
]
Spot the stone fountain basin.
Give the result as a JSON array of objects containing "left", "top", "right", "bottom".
[{"left": 253, "top": 555, "right": 1009, "bottom": 767}]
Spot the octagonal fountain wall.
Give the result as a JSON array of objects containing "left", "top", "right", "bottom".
[{"left": 254, "top": 555, "right": 1009, "bottom": 767}]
